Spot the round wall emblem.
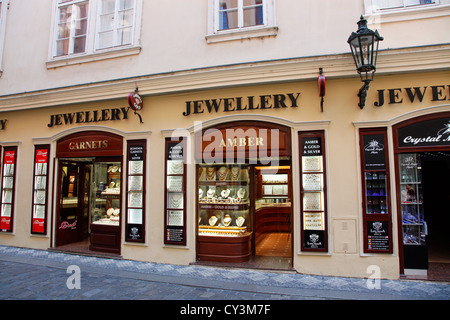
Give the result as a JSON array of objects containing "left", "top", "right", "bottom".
[{"left": 128, "top": 92, "right": 143, "bottom": 111}]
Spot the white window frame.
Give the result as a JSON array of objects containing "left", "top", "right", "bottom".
[
  {"left": 0, "top": 0, "right": 10, "bottom": 76},
  {"left": 206, "top": 0, "right": 278, "bottom": 44},
  {"left": 364, "top": 0, "right": 450, "bottom": 23},
  {"left": 95, "top": 0, "right": 137, "bottom": 50},
  {"left": 47, "top": 0, "right": 142, "bottom": 69}
]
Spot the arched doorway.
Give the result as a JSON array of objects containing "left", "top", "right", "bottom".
[
  {"left": 54, "top": 131, "right": 123, "bottom": 255},
  {"left": 394, "top": 112, "right": 450, "bottom": 280},
  {"left": 194, "top": 121, "right": 293, "bottom": 270}
]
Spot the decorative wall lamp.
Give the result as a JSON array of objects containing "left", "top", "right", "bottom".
[{"left": 347, "top": 15, "right": 383, "bottom": 109}]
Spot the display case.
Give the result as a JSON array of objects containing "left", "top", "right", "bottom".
[
  {"left": 198, "top": 164, "right": 251, "bottom": 236},
  {"left": 91, "top": 162, "right": 121, "bottom": 226},
  {"left": 399, "top": 154, "right": 426, "bottom": 246},
  {"left": 197, "top": 164, "right": 252, "bottom": 262}
]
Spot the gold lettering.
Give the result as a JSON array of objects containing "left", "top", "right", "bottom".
[
  {"left": 239, "top": 138, "right": 247, "bottom": 147},
  {"left": 257, "top": 138, "right": 264, "bottom": 146}
]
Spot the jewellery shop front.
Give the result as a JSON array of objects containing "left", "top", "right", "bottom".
[{"left": 1, "top": 72, "right": 449, "bottom": 280}]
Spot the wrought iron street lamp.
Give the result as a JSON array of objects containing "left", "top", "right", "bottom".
[{"left": 348, "top": 15, "right": 384, "bottom": 109}]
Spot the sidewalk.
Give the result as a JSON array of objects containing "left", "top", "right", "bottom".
[{"left": 0, "top": 245, "right": 449, "bottom": 301}]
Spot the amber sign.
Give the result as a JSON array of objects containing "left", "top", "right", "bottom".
[{"left": 195, "top": 122, "right": 291, "bottom": 164}]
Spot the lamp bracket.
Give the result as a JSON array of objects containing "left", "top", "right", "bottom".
[{"left": 358, "top": 80, "right": 371, "bottom": 109}]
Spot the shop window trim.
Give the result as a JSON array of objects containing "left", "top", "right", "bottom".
[
  {"left": 0, "top": 146, "right": 17, "bottom": 233},
  {"left": 30, "top": 145, "right": 51, "bottom": 235}
]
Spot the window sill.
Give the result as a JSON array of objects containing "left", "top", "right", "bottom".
[
  {"left": 366, "top": 4, "right": 450, "bottom": 24},
  {"left": 46, "top": 45, "right": 142, "bottom": 69},
  {"left": 205, "top": 26, "right": 278, "bottom": 44}
]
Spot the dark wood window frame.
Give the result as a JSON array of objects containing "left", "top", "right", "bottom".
[
  {"left": 0, "top": 146, "right": 18, "bottom": 233},
  {"left": 359, "top": 127, "right": 393, "bottom": 254},
  {"left": 299, "top": 131, "right": 328, "bottom": 252},
  {"left": 30, "top": 145, "right": 51, "bottom": 235},
  {"left": 125, "top": 139, "right": 147, "bottom": 243},
  {"left": 164, "top": 137, "right": 187, "bottom": 246}
]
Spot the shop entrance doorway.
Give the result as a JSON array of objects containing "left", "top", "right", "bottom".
[
  {"left": 55, "top": 158, "right": 122, "bottom": 255},
  {"left": 196, "top": 163, "right": 293, "bottom": 270},
  {"left": 399, "top": 152, "right": 450, "bottom": 280}
]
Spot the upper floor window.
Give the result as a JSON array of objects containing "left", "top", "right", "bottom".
[
  {"left": 49, "top": 0, "right": 141, "bottom": 67},
  {"left": 0, "top": 0, "right": 8, "bottom": 75},
  {"left": 218, "top": 0, "right": 264, "bottom": 31},
  {"left": 97, "top": 0, "right": 136, "bottom": 50},
  {"left": 369, "top": 0, "right": 436, "bottom": 11},
  {"left": 55, "top": 0, "right": 89, "bottom": 56},
  {"left": 207, "top": 0, "right": 277, "bottom": 43}
]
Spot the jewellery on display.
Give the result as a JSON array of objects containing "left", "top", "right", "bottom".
[
  {"left": 129, "top": 192, "right": 143, "bottom": 208},
  {"left": 168, "top": 160, "right": 184, "bottom": 175},
  {"left": 236, "top": 216, "right": 245, "bottom": 227},
  {"left": 220, "top": 189, "right": 231, "bottom": 199},
  {"left": 209, "top": 215, "right": 218, "bottom": 226},
  {"left": 303, "top": 174, "right": 322, "bottom": 191},
  {"left": 303, "top": 192, "right": 322, "bottom": 211},
  {"left": 206, "top": 167, "right": 216, "bottom": 181},
  {"left": 169, "top": 194, "right": 183, "bottom": 209},
  {"left": 168, "top": 211, "right": 183, "bottom": 226},
  {"left": 207, "top": 188, "right": 215, "bottom": 199},
  {"left": 167, "top": 176, "right": 182, "bottom": 192},
  {"left": 34, "top": 205, "right": 45, "bottom": 219},
  {"left": 231, "top": 167, "right": 240, "bottom": 181},
  {"left": 237, "top": 188, "right": 246, "bottom": 199},
  {"left": 198, "top": 168, "right": 206, "bottom": 181},
  {"left": 107, "top": 208, "right": 114, "bottom": 217},
  {"left": 303, "top": 156, "right": 322, "bottom": 172},
  {"left": 217, "top": 166, "right": 229, "bottom": 181},
  {"left": 130, "top": 161, "right": 143, "bottom": 175},
  {"left": 223, "top": 214, "right": 232, "bottom": 227}
]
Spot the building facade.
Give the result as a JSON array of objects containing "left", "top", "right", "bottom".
[{"left": 0, "top": 0, "right": 449, "bottom": 280}]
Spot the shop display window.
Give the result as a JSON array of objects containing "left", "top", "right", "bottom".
[
  {"left": 125, "top": 140, "right": 146, "bottom": 242},
  {"left": 359, "top": 128, "right": 393, "bottom": 254},
  {"left": 399, "top": 153, "right": 426, "bottom": 246},
  {"left": 0, "top": 146, "right": 17, "bottom": 232},
  {"left": 299, "top": 132, "right": 328, "bottom": 252},
  {"left": 198, "top": 164, "right": 251, "bottom": 237},
  {"left": 164, "top": 138, "right": 187, "bottom": 245},
  {"left": 91, "top": 162, "right": 121, "bottom": 226},
  {"left": 31, "top": 145, "right": 50, "bottom": 234}
]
